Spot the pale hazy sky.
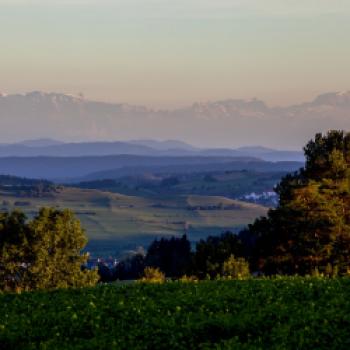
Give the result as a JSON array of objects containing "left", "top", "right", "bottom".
[{"left": 1, "top": 0, "right": 350, "bottom": 108}]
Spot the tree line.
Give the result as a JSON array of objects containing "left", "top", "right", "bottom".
[
  {"left": 98, "top": 232, "right": 249, "bottom": 282},
  {"left": 101, "top": 130, "right": 350, "bottom": 280},
  {"left": 2, "top": 130, "right": 350, "bottom": 291}
]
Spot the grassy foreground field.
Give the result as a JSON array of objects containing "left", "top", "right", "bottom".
[{"left": 1, "top": 278, "right": 349, "bottom": 349}]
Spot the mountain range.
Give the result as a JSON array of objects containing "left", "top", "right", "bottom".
[
  {"left": 0, "top": 91, "right": 350, "bottom": 149},
  {"left": 0, "top": 139, "right": 303, "bottom": 162},
  {"left": 0, "top": 137, "right": 304, "bottom": 181}
]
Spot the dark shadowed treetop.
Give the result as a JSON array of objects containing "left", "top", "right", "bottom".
[
  {"left": 194, "top": 231, "right": 244, "bottom": 279},
  {"left": 145, "top": 234, "right": 192, "bottom": 278}
]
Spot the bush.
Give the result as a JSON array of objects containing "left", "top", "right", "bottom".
[
  {"left": 222, "top": 255, "right": 250, "bottom": 279},
  {"left": 139, "top": 267, "right": 165, "bottom": 283},
  {"left": 179, "top": 275, "right": 198, "bottom": 283}
]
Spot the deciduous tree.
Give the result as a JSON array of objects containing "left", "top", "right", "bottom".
[{"left": 0, "top": 208, "right": 98, "bottom": 291}]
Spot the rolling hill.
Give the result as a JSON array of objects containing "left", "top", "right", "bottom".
[
  {"left": 0, "top": 185, "right": 267, "bottom": 257},
  {"left": 0, "top": 155, "right": 302, "bottom": 181}
]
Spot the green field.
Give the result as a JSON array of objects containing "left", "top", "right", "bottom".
[
  {"left": 1, "top": 278, "right": 349, "bottom": 349},
  {"left": 77, "top": 169, "right": 284, "bottom": 202},
  {"left": 0, "top": 187, "right": 266, "bottom": 256}
]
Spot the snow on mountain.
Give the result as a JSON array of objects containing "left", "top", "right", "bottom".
[{"left": 0, "top": 91, "right": 350, "bottom": 149}]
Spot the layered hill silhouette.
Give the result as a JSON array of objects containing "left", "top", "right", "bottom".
[
  {"left": 0, "top": 138, "right": 303, "bottom": 162},
  {"left": 0, "top": 154, "right": 302, "bottom": 181}
]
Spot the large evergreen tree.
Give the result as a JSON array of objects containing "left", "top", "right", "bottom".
[
  {"left": 0, "top": 208, "right": 98, "bottom": 291},
  {"left": 247, "top": 131, "right": 350, "bottom": 275}
]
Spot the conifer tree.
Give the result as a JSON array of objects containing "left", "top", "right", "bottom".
[{"left": 247, "top": 131, "right": 350, "bottom": 275}]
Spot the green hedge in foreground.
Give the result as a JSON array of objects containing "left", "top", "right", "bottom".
[{"left": 1, "top": 278, "right": 350, "bottom": 349}]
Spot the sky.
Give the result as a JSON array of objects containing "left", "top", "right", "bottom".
[{"left": 1, "top": 0, "right": 350, "bottom": 108}]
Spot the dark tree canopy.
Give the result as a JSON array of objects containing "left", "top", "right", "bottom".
[
  {"left": 0, "top": 208, "right": 98, "bottom": 292},
  {"left": 246, "top": 130, "right": 350, "bottom": 275},
  {"left": 194, "top": 231, "right": 244, "bottom": 278},
  {"left": 114, "top": 253, "right": 146, "bottom": 280},
  {"left": 145, "top": 234, "right": 192, "bottom": 277}
]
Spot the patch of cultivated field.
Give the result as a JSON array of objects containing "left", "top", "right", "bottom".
[
  {"left": 1, "top": 278, "right": 349, "bottom": 349},
  {"left": 0, "top": 187, "right": 267, "bottom": 252}
]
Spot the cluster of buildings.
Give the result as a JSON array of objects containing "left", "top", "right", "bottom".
[{"left": 240, "top": 191, "right": 278, "bottom": 206}]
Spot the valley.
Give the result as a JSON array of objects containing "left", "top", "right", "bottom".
[
  {"left": 0, "top": 185, "right": 267, "bottom": 257},
  {"left": 0, "top": 142, "right": 300, "bottom": 258}
]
